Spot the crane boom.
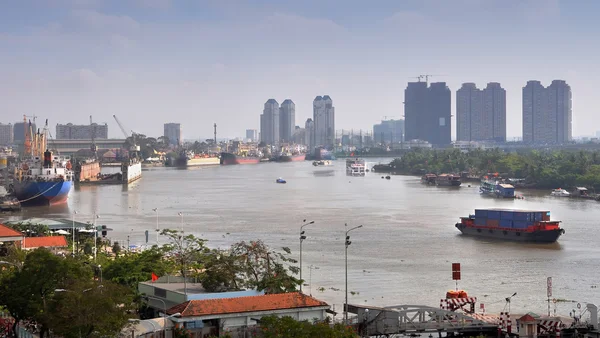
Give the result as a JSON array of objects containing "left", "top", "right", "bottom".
[{"left": 113, "top": 115, "right": 130, "bottom": 138}]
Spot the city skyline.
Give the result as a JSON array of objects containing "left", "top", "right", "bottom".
[{"left": 1, "top": 1, "right": 597, "bottom": 139}]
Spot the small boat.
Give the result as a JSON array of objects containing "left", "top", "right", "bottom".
[
  {"left": 551, "top": 188, "right": 570, "bottom": 197},
  {"left": 312, "top": 160, "right": 332, "bottom": 166},
  {"left": 275, "top": 177, "right": 286, "bottom": 184}
]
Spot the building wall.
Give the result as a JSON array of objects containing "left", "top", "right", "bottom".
[
  {"left": 457, "top": 82, "right": 506, "bottom": 142},
  {"left": 304, "top": 118, "right": 314, "bottom": 150},
  {"left": 485, "top": 82, "right": 507, "bottom": 142},
  {"left": 0, "top": 123, "right": 14, "bottom": 145},
  {"left": 522, "top": 80, "right": 571, "bottom": 144},
  {"left": 13, "top": 122, "right": 36, "bottom": 143},
  {"left": 428, "top": 82, "right": 452, "bottom": 145},
  {"left": 313, "top": 95, "right": 335, "bottom": 149},
  {"left": 56, "top": 123, "right": 108, "bottom": 140},
  {"left": 373, "top": 119, "right": 404, "bottom": 144},
  {"left": 279, "top": 99, "right": 295, "bottom": 143},
  {"left": 50, "top": 139, "right": 126, "bottom": 156},
  {"left": 164, "top": 123, "right": 182, "bottom": 146},
  {"left": 404, "top": 82, "right": 429, "bottom": 142},
  {"left": 260, "top": 99, "right": 280, "bottom": 145},
  {"left": 245, "top": 129, "right": 257, "bottom": 142}
]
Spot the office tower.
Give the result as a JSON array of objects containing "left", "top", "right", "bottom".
[
  {"left": 279, "top": 99, "right": 295, "bottom": 143},
  {"left": 0, "top": 123, "right": 13, "bottom": 145},
  {"left": 405, "top": 82, "right": 451, "bottom": 146},
  {"left": 373, "top": 119, "right": 405, "bottom": 144},
  {"left": 163, "top": 123, "right": 182, "bottom": 146},
  {"left": 260, "top": 99, "right": 280, "bottom": 145},
  {"left": 523, "top": 80, "right": 571, "bottom": 144},
  {"left": 304, "top": 118, "right": 315, "bottom": 150},
  {"left": 313, "top": 95, "right": 335, "bottom": 149}
]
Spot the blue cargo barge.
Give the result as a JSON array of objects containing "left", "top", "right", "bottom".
[
  {"left": 456, "top": 208, "right": 564, "bottom": 243},
  {"left": 479, "top": 179, "right": 516, "bottom": 198}
]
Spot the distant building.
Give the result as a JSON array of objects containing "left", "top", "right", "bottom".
[
  {"left": 292, "top": 126, "right": 305, "bottom": 145},
  {"left": 260, "top": 99, "right": 280, "bottom": 145},
  {"left": 0, "top": 123, "right": 14, "bottom": 145},
  {"left": 13, "top": 122, "right": 36, "bottom": 143},
  {"left": 56, "top": 123, "right": 108, "bottom": 140},
  {"left": 304, "top": 118, "right": 315, "bottom": 150},
  {"left": 373, "top": 119, "right": 404, "bottom": 144},
  {"left": 404, "top": 82, "right": 451, "bottom": 146},
  {"left": 245, "top": 129, "right": 258, "bottom": 142},
  {"left": 279, "top": 99, "right": 295, "bottom": 143},
  {"left": 163, "top": 123, "right": 182, "bottom": 146},
  {"left": 456, "top": 82, "right": 506, "bottom": 142},
  {"left": 522, "top": 80, "right": 572, "bottom": 144},
  {"left": 313, "top": 95, "right": 335, "bottom": 149}
]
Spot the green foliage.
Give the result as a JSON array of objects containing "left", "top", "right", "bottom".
[
  {"left": 103, "top": 246, "right": 174, "bottom": 290},
  {"left": 390, "top": 148, "right": 600, "bottom": 189},
  {"left": 5, "top": 222, "right": 50, "bottom": 237},
  {"left": 112, "top": 241, "right": 121, "bottom": 256},
  {"left": 160, "top": 229, "right": 209, "bottom": 280},
  {"left": 250, "top": 316, "right": 358, "bottom": 338}
]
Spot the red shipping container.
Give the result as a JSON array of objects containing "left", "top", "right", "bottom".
[
  {"left": 452, "top": 271, "right": 461, "bottom": 280},
  {"left": 486, "top": 219, "right": 499, "bottom": 227}
]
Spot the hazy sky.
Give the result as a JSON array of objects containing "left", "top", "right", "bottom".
[{"left": 1, "top": 0, "right": 598, "bottom": 140}]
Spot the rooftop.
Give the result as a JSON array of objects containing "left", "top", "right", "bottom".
[
  {"left": 140, "top": 281, "right": 207, "bottom": 294},
  {"left": 167, "top": 292, "right": 328, "bottom": 317},
  {"left": 0, "top": 224, "right": 23, "bottom": 238},
  {"left": 23, "top": 236, "right": 68, "bottom": 249}
]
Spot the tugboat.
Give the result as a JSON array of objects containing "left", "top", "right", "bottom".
[{"left": 455, "top": 208, "right": 564, "bottom": 243}]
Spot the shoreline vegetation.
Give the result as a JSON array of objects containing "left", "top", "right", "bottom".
[{"left": 370, "top": 148, "right": 600, "bottom": 191}]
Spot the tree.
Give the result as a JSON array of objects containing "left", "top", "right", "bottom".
[
  {"left": 112, "top": 241, "right": 121, "bottom": 257},
  {"left": 160, "top": 229, "right": 208, "bottom": 282},
  {"left": 0, "top": 248, "right": 93, "bottom": 338},
  {"left": 200, "top": 250, "right": 244, "bottom": 292},
  {"left": 103, "top": 246, "right": 174, "bottom": 290},
  {"left": 47, "top": 280, "right": 133, "bottom": 338},
  {"left": 250, "top": 316, "right": 358, "bottom": 338}
]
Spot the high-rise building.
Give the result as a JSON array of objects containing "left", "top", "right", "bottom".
[
  {"left": 279, "top": 99, "right": 295, "bottom": 143},
  {"left": 0, "top": 123, "right": 14, "bottom": 145},
  {"left": 522, "top": 80, "right": 572, "bottom": 144},
  {"left": 313, "top": 95, "right": 335, "bottom": 149},
  {"left": 304, "top": 118, "right": 315, "bottom": 150},
  {"left": 260, "top": 99, "right": 280, "bottom": 145},
  {"left": 163, "top": 123, "right": 182, "bottom": 146},
  {"left": 13, "top": 122, "right": 36, "bottom": 143},
  {"left": 56, "top": 123, "right": 108, "bottom": 140},
  {"left": 373, "top": 119, "right": 404, "bottom": 144},
  {"left": 456, "top": 82, "right": 506, "bottom": 142},
  {"left": 404, "top": 82, "right": 451, "bottom": 146},
  {"left": 245, "top": 129, "right": 258, "bottom": 142}
]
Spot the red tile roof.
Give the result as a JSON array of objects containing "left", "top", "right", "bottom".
[
  {"left": 23, "top": 236, "right": 68, "bottom": 249},
  {"left": 167, "top": 292, "right": 329, "bottom": 317},
  {"left": 0, "top": 224, "right": 23, "bottom": 238}
]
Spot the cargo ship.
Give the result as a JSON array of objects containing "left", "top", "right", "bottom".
[
  {"left": 220, "top": 152, "right": 261, "bottom": 165},
  {"left": 171, "top": 151, "right": 220, "bottom": 167},
  {"left": 480, "top": 179, "right": 516, "bottom": 198},
  {"left": 436, "top": 174, "right": 461, "bottom": 186},
  {"left": 455, "top": 208, "right": 565, "bottom": 243}
]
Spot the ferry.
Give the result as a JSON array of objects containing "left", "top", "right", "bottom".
[
  {"left": 455, "top": 208, "right": 564, "bottom": 243},
  {"left": 480, "top": 179, "right": 516, "bottom": 198},
  {"left": 346, "top": 158, "right": 366, "bottom": 176},
  {"left": 550, "top": 188, "right": 570, "bottom": 197}
]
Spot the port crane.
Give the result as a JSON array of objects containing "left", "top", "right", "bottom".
[
  {"left": 113, "top": 114, "right": 140, "bottom": 156},
  {"left": 22, "top": 114, "right": 38, "bottom": 156},
  {"left": 90, "top": 115, "right": 98, "bottom": 159}
]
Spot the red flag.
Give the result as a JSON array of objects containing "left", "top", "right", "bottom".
[{"left": 151, "top": 272, "right": 158, "bottom": 282}]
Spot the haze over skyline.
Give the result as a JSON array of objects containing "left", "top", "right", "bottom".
[{"left": 1, "top": 0, "right": 597, "bottom": 140}]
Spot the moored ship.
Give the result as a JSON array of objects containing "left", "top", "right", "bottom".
[
  {"left": 74, "top": 159, "right": 101, "bottom": 184},
  {"left": 346, "top": 158, "right": 366, "bottom": 176},
  {"left": 275, "top": 153, "right": 306, "bottom": 162},
  {"left": 421, "top": 174, "right": 437, "bottom": 185},
  {"left": 455, "top": 208, "right": 564, "bottom": 243},
  {"left": 436, "top": 174, "right": 461, "bottom": 186},
  {"left": 171, "top": 151, "right": 220, "bottom": 167},
  {"left": 220, "top": 152, "right": 261, "bottom": 165},
  {"left": 122, "top": 158, "right": 142, "bottom": 183}
]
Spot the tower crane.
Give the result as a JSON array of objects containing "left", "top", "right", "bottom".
[{"left": 113, "top": 115, "right": 140, "bottom": 154}]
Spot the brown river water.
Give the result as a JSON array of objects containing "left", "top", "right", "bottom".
[{"left": 3, "top": 158, "right": 600, "bottom": 318}]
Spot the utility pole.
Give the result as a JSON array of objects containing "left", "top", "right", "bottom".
[{"left": 214, "top": 123, "right": 217, "bottom": 144}]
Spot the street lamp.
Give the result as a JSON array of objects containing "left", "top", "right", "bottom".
[
  {"left": 178, "top": 212, "right": 183, "bottom": 233},
  {"left": 143, "top": 295, "right": 168, "bottom": 318},
  {"left": 308, "top": 265, "right": 319, "bottom": 296},
  {"left": 505, "top": 292, "right": 517, "bottom": 313},
  {"left": 72, "top": 210, "right": 78, "bottom": 256},
  {"left": 93, "top": 214, "right": 100, "bottom": 262},
  {"left": 152, "top": 208, "right": 159, "bottom": 245},
  {"left": 344, "top": 223, "right": 363, "bottom": 325},
  {"left": 299, "top": 219, "right": 314, "bottom": 293}
]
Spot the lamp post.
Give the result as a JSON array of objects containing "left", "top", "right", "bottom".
[
  {"left": 178, "top": 212, "right": 183, "bottom": 233},
  {"left": 299, "top": 219, "right": 314, "bottom": 293},
  {"left": 152, "top": 208, "right": 159, "bottom": 245},
  {"left": 144, "top": 295, "right": 168, "bottom": 318},
  {"left": 93, "top": 214, "right": 100, "bottom": 262},
  {"left": 345, "top": 223, "right": 363, "bottom": 325},
  {"left": 72, "top": 210, "right": 78, "bottom": 256}
]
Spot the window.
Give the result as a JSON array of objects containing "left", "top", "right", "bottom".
[{"left": 439, "top": 118, "right": 446, "bottom": 126}]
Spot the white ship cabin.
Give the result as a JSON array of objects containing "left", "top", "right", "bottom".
[
  {"left": 346, "top": 158, "right": 366, "bottom": 176},
  {"left": 18, "top": 152, "right": 73, "bottom": 182}
]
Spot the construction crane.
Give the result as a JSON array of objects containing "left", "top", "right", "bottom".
[
  {"left": 113, "top": 114, "right": 140, "bottom": 154},
  {"left": 412, "top": 74, "right": 445, "bottom": 85},
  {"left": 90, "top": 115, "right": 98, "bottom": 159},
  {"left": 22, "top": 114, "right": 38, "bottom": 156}
]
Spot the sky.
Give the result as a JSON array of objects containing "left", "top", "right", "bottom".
[{"left": 1, "top": 0, "right": 599, "bottom": 140}]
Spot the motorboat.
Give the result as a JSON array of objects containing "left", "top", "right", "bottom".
[
  {"left": 551, "top": 188, "right": 570, "bottom": 197},
  {"left": 276, "top": 177, "right": 287, "bottom": 184}
]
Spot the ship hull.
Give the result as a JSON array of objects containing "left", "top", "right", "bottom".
[
  {"left": 455, "top": 223, "right": 563, "bottom": 243},
  {"left": 122, "top": 162, "right": 142, "bottom": 183},
  {"left": 276, "top": 154, "right": 306, "bottom": 162},
  {"left": 175, "top": 157, "right": 220, "bottom": 167},
  {"left": 437, "top": 180, "right": 461, "bottom": 186},
  {"left": 220, "top": 153, "right": 260, "bottom": 165},
  {"left": 74, "top": 161, "right": 101, "bottom": 183},
  {"left": 13, "top": 181, "right": 72, "bottom": 206}
]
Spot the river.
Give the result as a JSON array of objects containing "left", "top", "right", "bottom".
[{"left": 4, "top": 158, "right": 600, "bottom": 318}]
